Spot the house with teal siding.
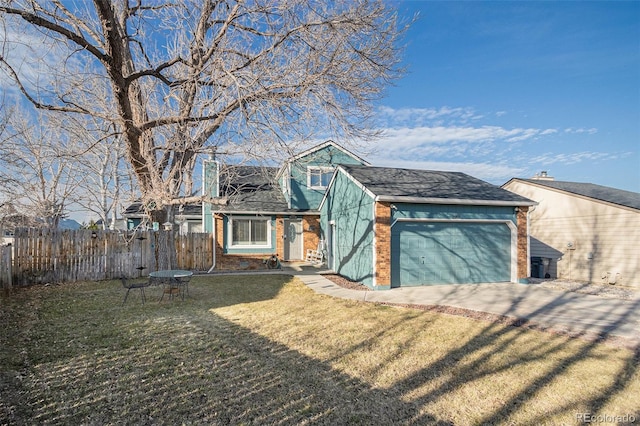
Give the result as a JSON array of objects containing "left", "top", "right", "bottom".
[
  {"left": 125, "top": 141, "right": 535, "bottom": 286},
  {"left": 275, "top": 140, "right": 369, "bottom": 210},
  {"left": 124, "top": 141, "right": 366, "bottom": 269},
  {"left": 200, "top": 141, "right": 368, "bottom": 270},
  {"left": 320, "top": 165, "right": 536, "bottom": 290}
]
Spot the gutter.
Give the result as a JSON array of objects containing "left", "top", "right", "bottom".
[
  {"left": 216, "top": 210, "right": 320, "bottom": 215},
  {"left": 375, "top": 195, "right": 537, "bottom": 207}
]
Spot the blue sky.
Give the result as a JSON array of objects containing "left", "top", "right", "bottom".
[
  {"left": 364, "top": 0, "right": 640, "bottom": 192},
  {"left": 1, "top": 0, "right": 638, "bottom": 221}
]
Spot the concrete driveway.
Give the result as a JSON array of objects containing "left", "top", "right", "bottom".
[{"left": 295, "top": 272, "right": 640, "bottom": 343}]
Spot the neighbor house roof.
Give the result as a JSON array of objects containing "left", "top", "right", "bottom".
[
  {"left": 123, "top": 202, "right": 202, "bottom": 217},
  {"left": 505, "top": 178, "right": 640, "bottom": 211},
  {"left": 330, "top": 165, "right": 536, "bottom": 207}
]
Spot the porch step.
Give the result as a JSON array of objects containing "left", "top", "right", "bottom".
[{"left": 281, "top": 261, "right": 328, "bottom": 273}]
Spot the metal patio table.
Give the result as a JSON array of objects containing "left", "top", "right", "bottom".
[{"left": 149, "top": 269, "right": 193, "bottom": 301}]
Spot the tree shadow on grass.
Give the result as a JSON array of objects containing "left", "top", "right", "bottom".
[
  {"left": 0, "top": 281, "right": 438, "bottom": 424},
  {"left": 381, "top": 283, "right": 640, "bottom": 424},
  {"left": 1, "top": 275, "right": 638, "bottom": 425},
  {"left": 0, "top": 276, "right": 435, "bottom": 424}
]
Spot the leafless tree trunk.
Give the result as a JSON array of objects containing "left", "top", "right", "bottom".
[{"left": 1, "top": 0, "right": 407, "bottom": 213}]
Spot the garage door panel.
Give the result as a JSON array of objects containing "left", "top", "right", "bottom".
[{"left": 391, "top": 222, "right": 511, "bottom": 287}]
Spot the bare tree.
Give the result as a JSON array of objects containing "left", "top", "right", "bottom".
[
  {"left": 64, "top": 114, "right": 136, "bottom": 230},
  {"left": 0, "top": 0, "right": 407, "bottom": 223},
  {"left": 0, "top": 107, "right": 81, "bottom": 228}
]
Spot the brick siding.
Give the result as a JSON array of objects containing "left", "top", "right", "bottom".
[
  {"left": 213, "top": 214, "right": 321, "bottom": 270},
  {"left": 516, "top": 207, "right": 529, "bottom": 279},
  {"left": 275, "top": 217, "right": 284, "bottom": 258},
  {"left": 302, "top": 216, "right": 321, "bottom": 254},
  {"left": 374, "top": 202, "right": 391, "bottom": 286}
]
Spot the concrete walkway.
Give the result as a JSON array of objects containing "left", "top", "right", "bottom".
[{"left": 290, "top": 267, "right": 640, "bottom": 343}]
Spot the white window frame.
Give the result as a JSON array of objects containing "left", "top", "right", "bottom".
[
  {"left": 228, "top": 216, "right": 272, "bottom": 249},
  {"left": 307, "top": 166, "right": 334, "bottom": 190}
]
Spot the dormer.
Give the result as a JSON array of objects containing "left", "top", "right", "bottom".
[{"left": 276, "top": 141, "right": 369, "bottom": 210}]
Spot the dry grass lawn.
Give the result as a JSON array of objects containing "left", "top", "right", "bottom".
[{"left": 1, "top": 274, "right": 638, "bottom": 425}]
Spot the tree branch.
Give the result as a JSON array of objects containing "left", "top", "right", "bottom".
[{"left": 0, "top": 5, "right": 109, "bottom": 63}]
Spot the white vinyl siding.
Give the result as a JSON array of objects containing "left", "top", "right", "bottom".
[{"left": 504, "top": 181, "right": 640, "bottom": 288}]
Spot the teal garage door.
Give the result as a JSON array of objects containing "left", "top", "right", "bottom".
[{"left": 391, "top": 221, "right": 512, "bottom": 287}]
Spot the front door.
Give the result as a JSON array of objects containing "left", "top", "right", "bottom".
[{"left": 283, "top": 219, "right": 303, "bottom": 260}]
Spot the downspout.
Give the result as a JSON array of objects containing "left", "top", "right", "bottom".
[
  {"left": 204, "top": 151, "right": 218, "bottom": 273},
  {"left": 207, "top": 213, "right": 216, "bottom": 273}
]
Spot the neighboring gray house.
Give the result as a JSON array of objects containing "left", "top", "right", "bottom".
[
  {"left": 320, "top": 165, "right": 536, "bottom": 290},
  {"left": 503, "top": 176, "right": 640, "bottom": 288}
]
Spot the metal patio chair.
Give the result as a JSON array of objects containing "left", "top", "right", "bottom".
[
  {"left": 178, "top": 274, "right": 192, "bottom": 298},
  {"left": 121, "top": 276, "right": 150, "bottom": 305}
]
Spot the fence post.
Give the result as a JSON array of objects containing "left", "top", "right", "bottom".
[{"left": 0, "top": 245, "right": 12, "bottom": 293}]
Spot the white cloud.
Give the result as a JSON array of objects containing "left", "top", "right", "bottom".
[
  {"left": 531, "top": 151, "right": 620, "bottom": 165},
  {"left": 540, "top": 129, "right": 558, "bottom": 135},
  {"left": 0, "top": 18, "right": 87, "bottom": 96},
  {"left": 375, "top": 125, "right": 556, "bottom": 152},
  {"left": 377, "top": 106, "right": 483, "bottom": 127},
  {"left": 355, "top": 105, "right": 610, "bottom": 184},
  {"left": 564, "top": 127, "right": 598, "bottom": 134}
]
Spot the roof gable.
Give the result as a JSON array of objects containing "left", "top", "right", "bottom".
[
  {"left": 285, "top": 140, "right": 370, "bottom": 165},
  {"left": 339, "top": 165, "right": 535, "bottom": 206},
  {"left": 276, "top": 140, "right": 369, "bottom": 180},
  {"left": 505, "top": 179, "right": 640, "bottom": 211}
]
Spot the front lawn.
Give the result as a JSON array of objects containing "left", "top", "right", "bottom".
[{"left": 1, "top": 275, "right": 638, "bottom": 425}]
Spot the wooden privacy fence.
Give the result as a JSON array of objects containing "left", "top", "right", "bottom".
[
  {"left": 11, "top": 228, "right": 213, "bottom": 285},
  {"left": 0, "top": 246, "right": 12, "bottom": 292}
]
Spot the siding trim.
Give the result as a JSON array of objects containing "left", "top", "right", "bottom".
[
  {"left": 318, "top": 166, "right": 376, "bottom": 210},
  {"left": 285, "top": 140, "right": 371, "bottom": 166},
  {"left": 378, "top": 195, "right": 536, "bottom": 207},
  {"left": 214, "top": 210, "right": 319, "bottom": 215},
  {"left": 372, "top": 201, "right": 377, "bottom": 288},
  {"left": 275, "top": 140, "right": 370, "bottom": 181}
]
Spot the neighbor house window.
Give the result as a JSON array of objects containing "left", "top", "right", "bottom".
[
  {"left": 308, "top": 167, "right": 334, "bottom": 189},
  {"left": 230, "top": 217, "right": 271, "bottom": 247}
]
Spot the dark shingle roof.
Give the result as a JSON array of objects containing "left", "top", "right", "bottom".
[
  {"left": 216, "top": 187, "right": 291, "bottom": 213},
  {"left": 519, "top": 179, "right": 640, "bottom": 210},
  {"left": 124, "top": 165, "right": 314, "bottom": 216},
  {"left": 219, "top": 165, "right": 279, "bottom": 192},
  {"left": 341, "top": 165, "right": 534, "bottom": 205},
  {"left": 216, "top": 165, "right": 310, "bottom": 213}
]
